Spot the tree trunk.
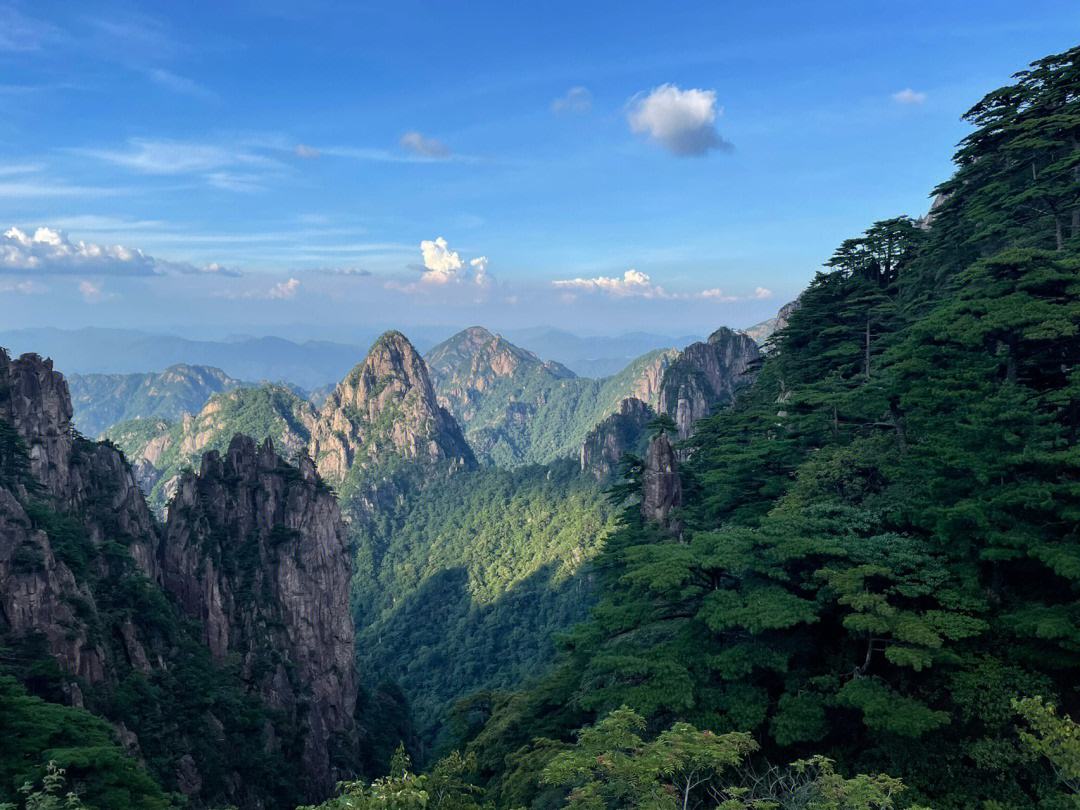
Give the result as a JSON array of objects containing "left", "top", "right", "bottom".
[{"left": 1056, "top": 216, "right": 1064, "bottom": 251}]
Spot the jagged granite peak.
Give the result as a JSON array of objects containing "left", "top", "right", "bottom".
[
  {"left": 310, "top": 330, "right": 476, "bottom": 483},
  {"left": 659, "top": 327, "right": 761, "bottom": 440},
  {"left": 0, "top": 349, "right": 160, "bottom": 684},
  {"left": 0, "top": 349, "right": 159, "bottom": 577},
  {"left": 640, "top": 431, "right": 682, "bottom": 524},
  {"left": 580, "top": 397, "right": 653, "bottom": 480},
  {"left": 163, "top": 434, "right": 357, "bottom": 798}
]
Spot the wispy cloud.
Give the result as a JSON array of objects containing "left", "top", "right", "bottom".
[
  {"left": 627, "top": 84, "right": 732, "bottom": 157},
  {"left": 295, "top": 143, "right": 320, "bottom": 159},
  {"left": 551, "top": 86, "right": 592, "bottom": 114},
  {"left": 147, "top": 68, "right": 217, "bottom": 101},
  {"left": 892, "top": 88, "right": 927, "bottom": 105},
  {"left": 78, "top": 279, "right": 109, "bottom": 302},
  {"left": 0, "top": 278, "right": 45, "bottom": 295},
  {"left": 0, "top": 5, "right": 60, "bottom": 52},
  {"left": 269, "top": 277, "right": 301, "bottom": 299},
  {"left": 73, "top": 138, "right": 280, "bottom": 175},
  {"left": 400, "top": 131, "right": 451, "bottom": 159}
]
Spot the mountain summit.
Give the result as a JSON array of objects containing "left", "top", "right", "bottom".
[{"left": 310, "top": 331, "right": 475, "bottom": 485}]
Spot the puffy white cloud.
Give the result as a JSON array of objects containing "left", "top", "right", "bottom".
[
  {"left": 892, "top": 88, "right": 927, "bottom": 105},
  {"left": 400, "top": 131, "right": 451, "bottom": 159},
  {"left": 551, "top": 86, "right": 592, "bottom": 114},
  {"left": 268, "top": 278, "right": 301, "bottom": 299},
  {"left": 420, "top": 236, "right": 464, "bottom": 284},
  {"left": 754, "top": 286, "right": 773, "bottom": 299},
  {"left": 1, "top": 226, "right": 158, "bottom": 275},
  {"left": 1, "top": 225, "right": 244, "bottom": 279},
  {"left": 627, "top": 84, "right": 731, "bottom": 156}
]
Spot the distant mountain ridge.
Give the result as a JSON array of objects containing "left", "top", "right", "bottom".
[
  {"left": 426, "top": 326, "right": 678, "bottom": 466},
  {"left": 68, "top": 363, "right": 246, "bottom": 437}
]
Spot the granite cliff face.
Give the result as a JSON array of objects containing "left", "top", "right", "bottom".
[
  {"left": 0, "top": 350, "right": 160, "bottom": 683},
  {"left": 310, "top": 330, "right": 475, "bottom": 486},
  {"left": 579, "top": 397, "right": 653, "bottom": 480},
  {"left": 640, "top": 431, "right": 682, "bottom": 524},
  {"left": 0, "top": 348, "right": 360, "bottom": 806},
  {"left": 163, "top": 435, "right": 357, "bottom": 797},
  {"left": 659, "top": 327, "right": 761, "bottom": 440}
]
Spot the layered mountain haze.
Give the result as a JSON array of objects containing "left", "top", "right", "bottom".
[{"left": 68, "top": 364, "right": 247, "bottom": 437}]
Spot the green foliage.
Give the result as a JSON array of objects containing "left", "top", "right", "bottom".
[
  {"left": 298, "top": 746, "right": 491, "bottom": 810},
  {"left": 1014, "top": 697, "right": 1080, "bottom": 802},
  {"left": 0, "top": 676, "right": 169, "bottom": 809},
  {"left": 67, "top": 364, "right": 244, "bottom": 438},
  {"left": 0, "top": 761, "right": 89, "bottom": 810},
  {"left": 349, "top": 459, "right": 618, "bottom": 752}
]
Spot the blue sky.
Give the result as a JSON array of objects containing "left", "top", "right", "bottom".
[{"left": 1, "top": 0, "right": 1078, "bottom": 338}]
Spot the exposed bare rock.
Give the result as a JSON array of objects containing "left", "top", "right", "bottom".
[
  {"left": 163, "top": 435, "right": 357, "bottom": 797},
  {"left": 310, "top": 331, "right": 475, "bottom": 485},
  {"left": 580, "top": 397, "right": 653, "bottom": 480},
  {"left": 659, "top": 327, "right": 761, "bottom": 440},
  {"left": 741, "top": 299, "right": 801, "bottom": 346},
  {"left": 640, "top": 432, "right": 682, "bottom": 524}
]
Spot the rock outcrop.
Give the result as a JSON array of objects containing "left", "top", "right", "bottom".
[
  {"left": 427, "top": 326, "right": 575, "bottom": 423},
  {"left": 1, "top": 348, "right": 360, "bottom": 806},
  {"left": 163, "top": 435, "right": 357, "bottom": 798},
  {"left": 640, "top": 432, "right": 681, "bottom": 524},
  {"left": 310, "top": 331, "right": 475, "bottom": 484},
  {"left": 659, "top": 327, "right": 761, "bottom": 440},
  {"left": 741, "top": 299, "right": 801, "bottom": 346},
  {"left": 0, "top": 350, "right": 160, "bottom": 682},
  {"left": 579, "top": 397, "right": 653, "bottom": 480}
]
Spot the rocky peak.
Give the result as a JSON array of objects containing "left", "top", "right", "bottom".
[
  {"left": 640, "top": 431, "right": 682, "bottom": 524},
  {"left": 580, "top": 397, "right": 653, "bottom": 480},
  {"left": 741, "top": 299, "right": 801, "bottom": 346},
  {"left": 659, "top": 327, "right": 761, "bottom": 440},
  {"left": 163, "top": 434, "right": 357, "bottom": 798},
  {"left": 426, "top": 327, "right": 575, "bottom": 422},
  {"left": 310, "top": 331, "right": 475, "bottom": 484}
]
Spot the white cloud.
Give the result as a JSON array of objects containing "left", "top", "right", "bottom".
[
  {"left": 1, "top": 226, "right": 158, "bottom": 275},
  {"left": 553, "top": 269, "right": 766, "bottom": 301},
  {"left": 554, "top": 268, "right": 663, "bottom": 298},
  {"left": 268, "top": 278, "right": 301, "bottom": 299},
  {"left": 295, "top": 143, "right": 320, "bottom": 159},
  {"left": 551, "top": 86, "right": 592, "bottom": 114},
  {"left": 892, "top": 88, "right": 927, "bottom": 105},
  {"left": 78, "top": 280, "right": 106, "bottom": 302},
  {"left": 470, "top": 256, "right": 492, "bottom": 288},
  {"left": 754, "top": 286, "right": 773, "bottom": 299},
  {"left": 419, "top": 236, "right": 464, "bottom": 284},
  {"left": 400, "top": 131, "right": 451, "bottom": 159},
  {"left": 627, "top": 84, "right": 731, "bottom": 156},
  {"left": 0, "top": 224, "right": 239, "bottom": 278}
]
